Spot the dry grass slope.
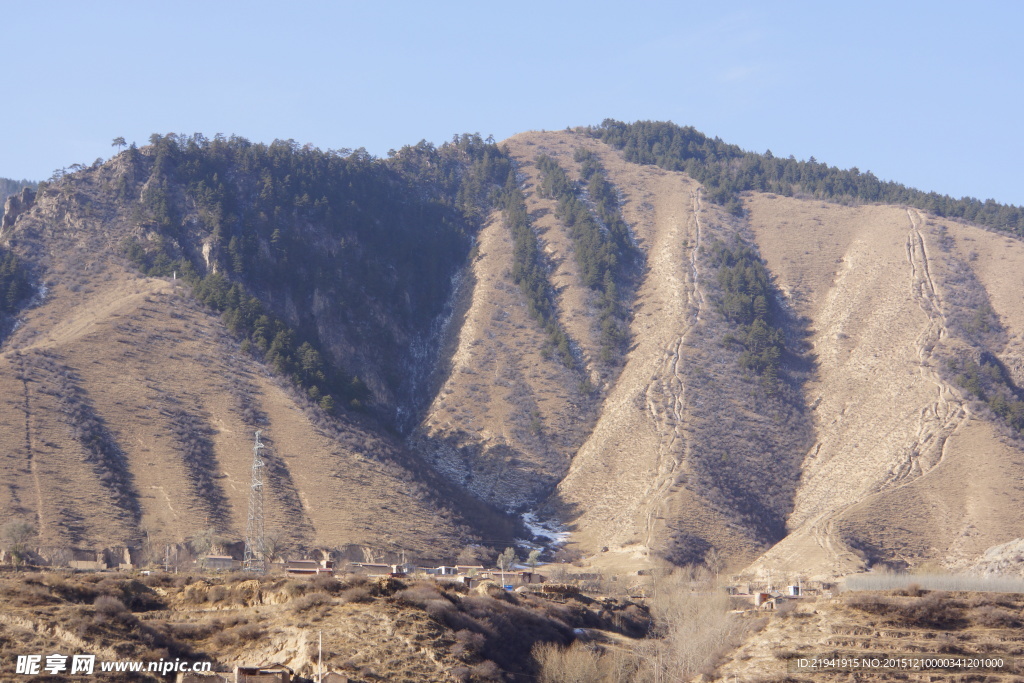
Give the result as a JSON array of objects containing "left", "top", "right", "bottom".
[
  {"left": 0, "top": 571, "right": 649, "bottom": 682},
  {"left": 717, "top": 588, "right": 1024, "bottom": 682},
  {"left": 743, "top": 195, "right": 1024, "bottom": 578},
  {"left": 0, "top": 165, "right": 510, "bottom": 564}
]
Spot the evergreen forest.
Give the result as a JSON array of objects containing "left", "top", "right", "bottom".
[
  {"left": 591, "top": 120, "right": 1023, "bottom": 235},
  {"left": 115, "top": 133, "right": 513, "bottom": 416},
  {"left": 706, "top": 239, "right": 788, "bottom": 391},
  {"left": 0, "top": 177, "right": 35, "bottom": 201},
  {"left": 0, "top": 247, "right": 33, "bottom": 321},
  {"left": 534, "top": 151, "right": 637, "bottom": 364}
]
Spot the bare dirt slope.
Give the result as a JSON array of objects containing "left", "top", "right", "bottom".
[
  {"left": 422, "top": 131, "right": 1024, "bottom": 575},
  {"left": 744, "top": 196, "right": 1024, "bottom": 578},
  {"left": 520, "top": 132, "right": 770, "bottom": 567},
  {"left": 413, "top": 208, "right": 591, "bottom": 510}
]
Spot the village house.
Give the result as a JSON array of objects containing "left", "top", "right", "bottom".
[
  {"left": 200, "top": 556, "right": 239, "bottom": 571},
  {"left": 285, "top": 559, "right": 334, "bottom": 575}
]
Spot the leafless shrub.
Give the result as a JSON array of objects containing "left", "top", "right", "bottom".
[
  {"left": 935, "top": 634, "right": 966, "bottom": 654},
  {"left": 845, "top": 593, "right": 891, "bottom": 615},
  {"left": 211, "top": 614, "right": 249, "bottom": 629},
  {"left": 168, "top": 622, "right": 217, "bottom": 639},
  {"left": 775, "top": 598, "right": 797, "bottom": 617},
  {"left": 7, "top": 580, "right": 54, "bottom": 606},
  {"left": 66, "top": 608, "right": 98, "bottom": 638},
  {"left": 452, "top": 629, "right": 486, "bottom": 658},
  {"left": 281, "top": 580, "right": 307, "bottom": 598},
  {"left": 338, "top": 585, "right": 372, "bottom": 604},
  {"left": 973, "top": 605, "right": 1021, "bottom": 628},
  {"left": 93, "top": 595, "right": 127, "bottom": 616},
  {"left": 340, "top": 574, "right": 368, "bottom": 588},
  {"left": 846, "top": 591, "right": 965, "bottom": 629},
  {"left": 211, "top": 622, "right": 264, "bottom": 648},
  {"left": 310, "top": 573, "right": 341, "bottom": 594},
  {"left": 395, "top": 582, "right": 449, "bottom": 608},
  {"left": 966, "top": 594, "right": 1015, "bottom": 609},
  {"left": 534, "top": 641, "right": 605, "bottom": 682},
  {"left": 470, "top": 660, "right": 502, "bottom": 681},
  {"left": 421, "top": 588, "right": 461, "bottom": 611},
  {"left": 370, "top": 576, "right": 405, "bottom": 596},
  {"left": 292, "top": 591, "right": 331, "bottom": 613},
  {"left": 894, "top": 582, "right": 923, "bottom": 597}
]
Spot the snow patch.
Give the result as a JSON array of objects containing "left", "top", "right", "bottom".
[{"left": 519, "top": 511, "right": 570, "bottom": 551}]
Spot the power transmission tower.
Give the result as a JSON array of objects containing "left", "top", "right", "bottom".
[{"left": 243, "top": 430, "right": 266, "bottom": 573}]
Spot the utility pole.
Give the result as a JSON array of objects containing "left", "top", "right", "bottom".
[{"left": 243, "top": 431, "right": 266, "bottom": 573}]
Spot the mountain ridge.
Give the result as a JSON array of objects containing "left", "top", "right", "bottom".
[{"left": 2, "top": 123, "right": 1023, "bottom": 580}]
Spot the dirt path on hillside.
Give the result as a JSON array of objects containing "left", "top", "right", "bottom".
[
  {"left": 640, "top": 188, "right": 707, "bottom": 549},
  {"left": 555, "top": 146, "right": 704, "bottom": 556},
  {"left": 417, "top": 206, "right": 589, "bottom": 509},
  {"left": 901, "top": 208, "right": 969, "bottom": 481},
  {"left": 742, "top": 202, "right": 970, "bottom": 578},
  {"left": 21, "top": 369, "right": 45, "bottom": 536}
]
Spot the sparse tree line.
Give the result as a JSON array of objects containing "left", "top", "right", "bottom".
[
  {"left": 0, "top": 247, "right": 33, "bottom": 317},
  {"left": 946, "top": 355, "right": 1024, "bottom": 434},
  {"left": 15, "top": 350, "right": 141, "bottom": 525},
  {"left": 534, "top": 150, "right": 639, "bottom": 365},
  {"left": 496, "top": 170, "right": 578, "bottom": 369},
  {"left": 676, "top": 234, "right": 812, "bottom": 543},
  {"left": 929, "top": 225, "right": 1024, "bottom": 438},
  {"left": 0, "top": 177, "right": 35, "bottom": 201},
  {"left": 706, "top": 239, "right": 787, "bottom": 390},
  {"left": 163, "top": 404, "right": 231, "bottom": 528},
  {"left": 592, "top": 119, "right": 1024, "bottom": 234}
]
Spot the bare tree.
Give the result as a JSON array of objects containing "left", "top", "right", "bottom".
[
  {"left": 48, "top": 545, "right": 72, "bottom": 568},
  {"left": 638, "top": 568, "right": 748, "bottom": 679},
  {"left": 190, "top": 527, "right": 215, "bottom": 562},
  {"left": 264, "top": 530, "right": 287, "bottom": 563},
  {"left": 533, "top": 642, "right": 603, "bottom": 683},
  {"left": 704, "top": 547, "right": 725, "bottom": 579},
  {"left": 527, "top": 548, "right": 542, "bottom": 571},
  {"left": 2, "top": 518, "right": 37, "bottom": 569},
  {"left": 497, "top": 547, "right": 518, "bottom": 587},
  {"left": 457, "top": 544, "right": 488, "bottom": 566}
]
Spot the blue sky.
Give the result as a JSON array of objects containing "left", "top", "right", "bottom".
[{"left": 3, "top": 1, "right": 1022, "bottom": 206}]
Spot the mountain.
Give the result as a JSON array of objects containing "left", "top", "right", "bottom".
[
  {"left": 2, "top": 123, "right": 1023, "bottom": 579},
  {"left": 0, "top": 135, "right": 519, "bottom": 566}
]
